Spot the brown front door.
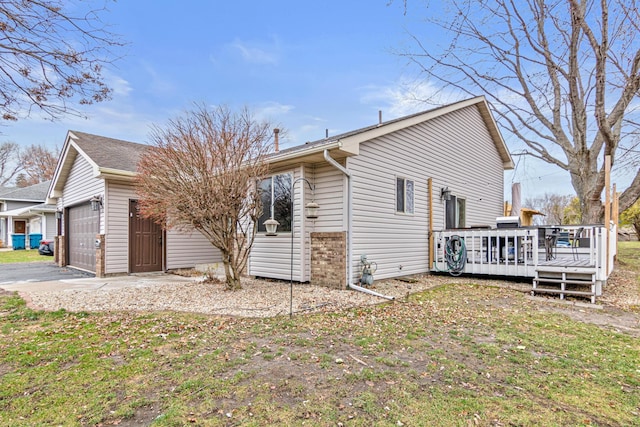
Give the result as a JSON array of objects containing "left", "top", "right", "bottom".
[
  {"left": 129, "top": 200, "right": 163, "bottom": 273},
  {"left": 13, "top": 220, "right": 26, "bottom": 234}
]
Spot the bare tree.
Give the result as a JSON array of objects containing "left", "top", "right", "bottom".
[
  {"left": 136, "top": 105, "right": 273, "bottom": 291},
  {"left": 17, "top": 144, "right": 58, "bottom": 186},
  {"left": 0, "top": 0, "right": 124, "bottom": 122},
  {"left": 0, "top": 141, "right": 20, "bottom": 186},
  {"left": 399, "top": 0, "right": 640, "bottom": 223},
  {"left": 526, "top": 193, "right": 573, "bottom": 225}
]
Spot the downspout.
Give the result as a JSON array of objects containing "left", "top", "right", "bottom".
[{"left": 323, "top": 149, "right": 395, "bottom": 301}]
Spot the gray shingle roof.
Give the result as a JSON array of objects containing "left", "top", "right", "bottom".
[
  {"left": 0, "top": 180, "right": 51, "bottom": 201},
  {"left": 70, "top": 131, "right": 149, "bottom": 173}
]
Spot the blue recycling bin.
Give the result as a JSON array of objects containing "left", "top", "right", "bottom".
[
  {"left": 11, "top": 234, "right": 25, "bottom": 250},
  {"left": 29, "top": 233, "right": 42, "bottom": 249}
]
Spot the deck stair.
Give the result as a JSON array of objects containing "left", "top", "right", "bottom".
[{"left": 532, "top": 267, "right": 599, "bottom": 304}]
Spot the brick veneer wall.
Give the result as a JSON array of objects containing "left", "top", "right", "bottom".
[
  {"left": 95, "top": 234, "right": 105, "bottom": 278},
  {"left": 55, "top": 235, "right": 66, "bottom": 267},
  {"left": 310, "top": 231, "right": 346, "bottom": 289}
]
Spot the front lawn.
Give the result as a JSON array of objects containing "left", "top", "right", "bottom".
[
  {"left": 0, "top": 244, "right": 638, "bottom": 426},
  {"left": 0, "top": 249, "right": 47, "bottom": 264}
]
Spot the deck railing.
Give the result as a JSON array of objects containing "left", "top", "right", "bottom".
[{"left": 432, "top": 224, "right": 616, "bottom": 282}]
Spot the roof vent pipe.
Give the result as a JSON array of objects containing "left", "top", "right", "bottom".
[
  {"left": 378, "top": 110, "right": 382, "bottom": 125},
  {"left": 326, "top": 128, "right": 329, "bottom": 138},
  {"left": 273, "top": 128, "right": 280, "bottom": 153}
]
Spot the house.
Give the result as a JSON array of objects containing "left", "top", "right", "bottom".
[
  {"left": 249, "top": 96, "right": 514, "bottom": 289},
  {"left": 47, "top": 131, "right": 221, "bottom": 276},
  {"left": 0, "top": 181, "right": 57, "bottom": 249}
]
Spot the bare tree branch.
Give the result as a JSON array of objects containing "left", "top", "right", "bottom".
[
  {"left": 16, "top": 143, "right": 58, "bottom": 186},
  {"left": 136, "top": 105, "right": 274, "bottom": 291},
  {"left": 399, "top": 0, "right": 640, "bottom": 222},
  {"left": 0, "top": 0, "right": 124, "bottom": 122},
  {"left": 0, "top": 140, "right": 20, "bottom": 186}
]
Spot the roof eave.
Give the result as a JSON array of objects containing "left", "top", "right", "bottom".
[
  {"left": 475, "top": 98, "right": 514, "bottom": 170},
  {"left": 0, "top": 197, "right": 44, "bottom": 203},
  {"left": 266, "top": 141, "right": 343, "bottom": 165},
  {"left": 96, "top": 167, "right": 137, "bottom": 181}
]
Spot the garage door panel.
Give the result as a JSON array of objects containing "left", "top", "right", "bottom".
[{"left": 67, "top": 204, "right": 98, "bottom": 272}]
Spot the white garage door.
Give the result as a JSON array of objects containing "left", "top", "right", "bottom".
[{"left": 67, "top": 203, "right": 99, "bottom": 272}]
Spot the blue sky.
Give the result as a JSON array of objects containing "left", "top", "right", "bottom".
[{"left": 2, "top": 0, "right": 633, "bottom": 201}]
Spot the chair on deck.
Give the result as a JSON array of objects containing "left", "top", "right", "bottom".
[
  {"left": 545, "top": 230, "right": 558, "bottom": 261},
  {"left": 572, "top": 227, "right": 584, "bottom": 260}
]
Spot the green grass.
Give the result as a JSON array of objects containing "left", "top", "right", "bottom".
[
  {"left": 0, "top": 245, "right": 638, "bottom": 426},
  {"left": 618, "top": 241, "right": 640, "bottom": 271},
  {"left": 0, "top": 249, "right": 48, "bottom": 263}
]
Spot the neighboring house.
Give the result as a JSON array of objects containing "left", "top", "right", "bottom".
[
  {"left": 47, "top": 131, "right": 221, "bottom": 276},
  {"left": 249, "top": 96, "right": 514, "bottom": 288},
  {"left": 0, "top": 181, "right": 57, "bottom": 249}
]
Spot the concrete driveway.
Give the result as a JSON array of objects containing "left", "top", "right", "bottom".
[
  {"left": 0, "top": 261, "right": 195, "bottom": 293},
  {"left": 0, "top": 261, "right": 94, "bottom": 285}
]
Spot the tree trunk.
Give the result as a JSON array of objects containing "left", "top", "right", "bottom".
[
  {"left": 222, "top": 258, "right": 242, "bottom": 291},
  {"left": 618, "top": 169, "right": 640, "bottom": 215},
  {"left": 582, "top": 191, "right": 605, "bottom": 224},
  {"left": 221, "top": 248, "right": 242, "bottom": 291},
  {"left": 568, "top": 151, "right": 605, "bottom": 224},
  {"left": 633, "top": 220, "right": 640, "bottom": 240}
]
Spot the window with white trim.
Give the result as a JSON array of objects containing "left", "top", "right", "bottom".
[
  {"left": 396, "top": 177, "right": 414, "bottom": 214},
  {"left": 257, "top": 173, "right": 292, "bottom": 232}
]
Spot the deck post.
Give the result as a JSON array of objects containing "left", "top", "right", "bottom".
[
  {"left": 428, "top": 178, "right": 434, "bottom": 268},
  {"left": 605, "top": 155, "right": 611, "bottom": 275}
]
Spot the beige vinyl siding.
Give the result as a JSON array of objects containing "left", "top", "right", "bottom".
[
  {"left": 44, "top": 213, "right": 56, "bottom": 240},
  {"left": 165, "top": 229, "right": 222, "bottom": 269},
  {"left": 249, "top": 166, "right": 312, "bottom": 281},
  {"left": 249, "top": 162, "right": 344, "bottom": 282},
  {"left": 104, "top": 181, "right": 135, "bottom": 274},
  {"left": 5, "top": 201, "right": 37, "bottom": 210},
  {"left": 308, "top": 162, "right": 345, "bottom": 232},
  {"left": 63, "top": 153, "right": 105, "bottom": 232},
  {"left": 105, "top": 181, "right": 223, "bottom": 273},
  {"left": 348, "top": 104, "right": 504, "bottom": 282}
]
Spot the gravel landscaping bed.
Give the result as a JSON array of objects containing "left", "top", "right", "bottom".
[{"left": 22, "top": 273, "right": 529, "bottom": 318}]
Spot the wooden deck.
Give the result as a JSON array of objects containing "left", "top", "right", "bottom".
[{"left": 432, "top": 225, "right": 616, "bottom": 303}]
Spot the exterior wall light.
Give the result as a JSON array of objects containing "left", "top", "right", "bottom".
[
  {"left": 305, "top": 201, "right": 319, "bottom": 219},
  {"left": 441, "top": 187, "right": 451, "bottom": 201},
  {"left": 263, "top": 217, "right": 280, "bottom": 236},
  {"left": 90, "top": 195, "right": 103, "bottom": 211}
]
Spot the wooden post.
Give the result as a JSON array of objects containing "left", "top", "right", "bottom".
[
  {"left": 604, "top": 155, "right": 611, "bottom": 274},
  {"left": 428, "top": 178, "right": 434, "bottom": 269},
  {"left": 612, "top": 184, "right": 619, "bottom": 224}
]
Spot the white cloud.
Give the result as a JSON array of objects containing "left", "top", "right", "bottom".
[
  {"left": 253, "top": 101, "right": 294, "bottom": 120},
  {"left": 109, "top": 75, "right": 133, "bottom": 97},
  {"left": 228, "top": 37, "right": 280, "bottom": 65},
  {"left": 360, "top": 79, "right": 464, "bottom": 119}
]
